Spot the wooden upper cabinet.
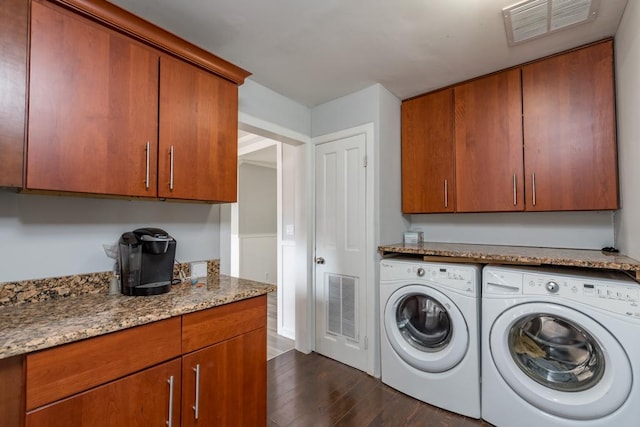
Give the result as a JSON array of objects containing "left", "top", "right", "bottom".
[
  {"left": 522, "top": 40, "right": 618, "bottom": 211},
  {"left": 158, "top": 56, "right": 238, "bottom": 202},
  {"left": 27, "top": 0, "right": 159, "bottom": 197},
  {"left": 0, "top": 0, "right": 28, "bottom": 188},
  {"left": 454, "top": 69, "right": 524, "bottom": 212},
  {"left": 401, "top": 89, "right": 455, "bottom": 213}
]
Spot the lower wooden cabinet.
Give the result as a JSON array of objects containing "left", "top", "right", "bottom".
[
  {"left": 182, "top": 328, "right": 267, "bottom": 426},
  {"left": 26, "top": 359, "right": 182, "bottom": 427},
  {"left": 15, "top": 296, "right": 267, "bottom": 427}
]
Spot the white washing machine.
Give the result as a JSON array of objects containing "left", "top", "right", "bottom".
[
  {"left": 482, "top": 265, "right": 640, "bottom": 427},
  {"left": 379, "top": 258, "right": 481, "bottom": 418}
]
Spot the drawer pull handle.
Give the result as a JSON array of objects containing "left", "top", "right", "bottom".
[
  {"left": 193, "top": 364, "right": 201, "bottom": 420},
  {"left": 532, "top": 172, "right": 537, "bottom": 206},
  {"left": 444, "top": 179, "right": 448, "bottom": 208},
  {"left": 169, "top": 146, "right": 175, "bottom": 190},
  {"left": 166, "top": 375, "right": 174, "bottom": 427},
  {"left": 144, "top": 141, "right": 150, "bottom": 189}
]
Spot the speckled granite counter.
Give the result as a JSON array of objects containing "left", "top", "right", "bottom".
[
  {"left": 379, "top": 242, "right": 640, "bottom": 275},
  {"left": 0, "top": 275, "right": 276, "bottom": 360}
]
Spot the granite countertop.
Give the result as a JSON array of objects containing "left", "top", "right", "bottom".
[
  {"left": 379, "top": 242, "right": 640, "bottom": 274},
  {"left": 0, "top": 275, "right": 276, "bottom": 360}
]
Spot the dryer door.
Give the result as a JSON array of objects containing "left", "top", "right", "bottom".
[
  {"left": 490, "top": 302, "right": 632, "bottom": 420},
  {"left": 384, "top": 284, "right": 469, "bottom": 372}
]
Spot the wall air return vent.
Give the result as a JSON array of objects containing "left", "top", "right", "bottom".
[{"left": 503, "top": 0, "right": 599, "bottom": 46}]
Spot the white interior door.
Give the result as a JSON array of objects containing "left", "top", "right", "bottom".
[{"left": 314, "top": 132, "right": 368, "bottom": 372}]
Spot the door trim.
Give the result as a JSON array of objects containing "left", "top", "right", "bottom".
[{"left": 311, "top": 123, "right": 375, "bottom": 375}]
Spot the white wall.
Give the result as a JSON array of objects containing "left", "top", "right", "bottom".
[
  {"left": 238, "top": 163, "right": 277, "bottom": 235},
  {"left": 410, "top": 211, "right": 614, "bottom": 249},
  {"left": 614, "top": 0, "right": 640, "bottom": 260},
  {"left": 377, "top": 85, "right": 409, "bottom": 245},
  {"left": 239, "top": 235, "right": 277, "bottom": 284},
  {"left": 0, "top": 191, "right": 220, "bottom": 282},
  {"left": 237, "top": 162, "right": 277, "bottom": 283},
  {"left": 239, "top": 79, "right": 311, "bottom": 140},
  {"left": 279, "top": 143, "right": 298, "bottom": 339}
]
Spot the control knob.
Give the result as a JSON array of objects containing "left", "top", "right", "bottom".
[
  {"left": 417, "top": 268, "right": 425, "bottom": 277},
  {"left": 546, "top": 281, "right": 560, "bottom": 293}
]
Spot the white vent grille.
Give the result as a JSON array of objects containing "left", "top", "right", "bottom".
[
  {"left": 327, "top": 274, "right": 357, "bottom": 340},
  {"left": 503, "top": 0, "right": 599, "bottom": 46}
]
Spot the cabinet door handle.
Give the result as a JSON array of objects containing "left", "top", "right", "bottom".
[
  {"left": 532, "top": 172, "right": 537, "bottom": 206},
  {"left": 444, "top": 179, "right": 448, "bottom": 208},
  {"left": 166, "top": 375, "right": 174, "bottom": 427},
  {"left": 144, "top": 141, "right": 150, "bottom": 189},
  {"left": 169, "top": 146, "right": 175, "bottom": 190},
  {"left": 513, "top": 173, "right": 517, "bottom": 206},
  {"left": 192, "top": 364, "right": 201, "bottom": 420}
]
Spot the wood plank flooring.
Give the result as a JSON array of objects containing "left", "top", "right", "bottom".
[
  {"left": 267, "top": 291, "right": 295, "bottom": 360},
  {"left": 267, "top": 350, "right": 494, "bottom": 427}
]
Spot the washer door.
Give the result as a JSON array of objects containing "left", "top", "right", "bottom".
[
  {"left": 384, "top": 284, "right": 469, "bottom": 372},
  {"left": 490, "top": 302, "right": 632, "bottom": 420}
]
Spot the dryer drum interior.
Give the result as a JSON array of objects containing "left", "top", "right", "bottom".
[
  {"left": 397, "top": 293, "right": 452, "bottom": 352},
  {"left": 508, "top": 314, "right": 605, "bottom": 392}
]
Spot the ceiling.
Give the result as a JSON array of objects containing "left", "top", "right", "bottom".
[
  {"left": 109, "top": 0, "right": 628, "bottom": 107},
  {"left": 238, "top": 130, "right": 277, "bottom": 166}
]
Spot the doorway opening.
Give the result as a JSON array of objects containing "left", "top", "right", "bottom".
[{"left": 224, "top": 130, "right": 299, "bottom": 359}]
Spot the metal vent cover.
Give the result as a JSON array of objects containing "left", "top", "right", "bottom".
[{"left": 503, "top": 0, "right": 600, "bottom": 46}]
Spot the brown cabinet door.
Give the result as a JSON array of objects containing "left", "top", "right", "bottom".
[
  {"left": 0, "top": 0, "right": 28, "bottom": 188},
  {"left": 401, "top": 89, "right": 455, "bottom": 213},
  {"left": 522, "top": 40, "right": 618, "bottom": 211},
  {"left": 27, "top": 0, "right": 159, "bottom": 197},
  {"left": 159, "top": 56, "right": 238, "bottom": 202},
  {"left": 182, "top": 327, "right": 267, "bottom": 427},
  {"left": 26, "top": 358, "right": 181, "bottom": 427},
  {"left": 454, "top": 69, "right": 524, "bottom": 212}
]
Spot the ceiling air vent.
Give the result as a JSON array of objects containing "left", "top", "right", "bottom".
[{"left": 503, "top": 0, "right": 600, "bottom": 46}]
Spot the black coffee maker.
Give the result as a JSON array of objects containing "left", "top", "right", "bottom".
[{"left": 118, "top": 228, "right": 176, "bottom": 296}]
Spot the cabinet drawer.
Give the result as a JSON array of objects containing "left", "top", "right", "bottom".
[
  {"left": 26, "top": 317, "right": 181, "bottom": 410},
  {"left": 182, "top": 295, "right": 266, "bottom": 353},
  {"left": 26, "top": 358, "right": 181, "bottom": 427}
]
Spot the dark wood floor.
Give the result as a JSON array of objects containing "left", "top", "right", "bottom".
[
  {"left": 267, "top": 350, "right": 493, "bottom": 427},
  {"left": 267, "top": 291, "right": 295, "bottom": 360}
]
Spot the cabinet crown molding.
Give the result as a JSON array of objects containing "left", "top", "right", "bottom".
[{"left": 48, "top": 0, "right": 251, "bottom": 85}]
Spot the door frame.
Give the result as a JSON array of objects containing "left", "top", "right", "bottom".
[
  {"left": 310, "top": 123, "right": 376, "bottom": 375},
  {"left": 221, "top": 113, "right": 309, "bottom": 346}
]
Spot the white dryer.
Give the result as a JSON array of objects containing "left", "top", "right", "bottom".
[
  {"left": 379, "top": 259, "right": 481, "bottom": 418},
  {"left": 482, "top": 265, "right": 640, "bottom": 427}
]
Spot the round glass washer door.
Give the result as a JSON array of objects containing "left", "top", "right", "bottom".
[
  {"left": 384, "top": 284, "right": 468, "bottom": 372},
  {"left": 490, "top": 302, "right": 631, "bottom": 420}
]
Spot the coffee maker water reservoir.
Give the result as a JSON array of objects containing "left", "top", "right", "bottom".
[{"left": 118, "top": 228, "right": 176, "bottom": 296}]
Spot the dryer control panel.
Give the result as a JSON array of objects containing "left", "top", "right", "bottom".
[
  {"left": 522, "top": 272, "right": 640, "bottom": 317},
  {"left": 484, "top": 266, "right": 640, "bottom": 318},
  {"left": 380, "top": 259, "right": 479, "bottom": 295}
]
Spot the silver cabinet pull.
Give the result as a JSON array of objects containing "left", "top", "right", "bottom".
[
  {"left": 192, "top": 364, "right": 201, "bottom": 420},
  {"left": 166, "top": 376, "right": 174, "bottom": 427},
  {"left": 169, "top": 146, "right": 174, "bottom": 190},
  {"left": 444, "top": 179, "right": 448, "bottom": 208},
  {"left": 144, "top": 141, "right": 150, "bottom": 189},
  {"left": 315, "top": 257, "right": 325, "bottom": 265},
  {"left": 532, "top": 172, "right": 537, "bottom": 206},
  {"left": 513, "top": 173, "right": 517, "bottom": 206}
]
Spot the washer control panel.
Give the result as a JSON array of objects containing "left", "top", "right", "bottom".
[
  {"left": 380, "top": 259, "right": 479, "bottom": 295},
  {"left": 522, "top": 271, "right": 640, "bottom": 318}
]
